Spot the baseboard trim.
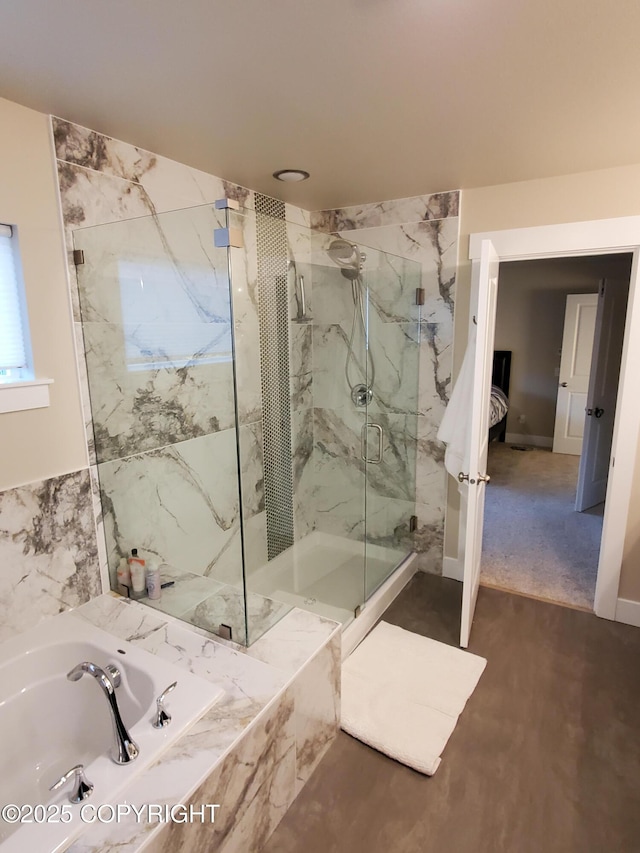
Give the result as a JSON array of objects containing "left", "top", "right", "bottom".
[
  {"left": 505, "top": 433, "right": 553, "bottom": 448},
  {"left": 615, "top": 597, "right": 640, "bottom": 628},
  {"left": 442, "top": 555, "right": 463, "bottom": 582}
]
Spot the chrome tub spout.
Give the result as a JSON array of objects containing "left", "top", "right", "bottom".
[{"left": 67, "top": 662, "right": 139, "bottom": 765}]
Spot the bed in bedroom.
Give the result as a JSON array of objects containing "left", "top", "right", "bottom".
[{"left": 489, "top": 350, "right": 511, "bottom": 443}]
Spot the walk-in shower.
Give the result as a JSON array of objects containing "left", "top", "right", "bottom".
[{"left": 74, "top": 197, "right": 421, "bottom": 648}]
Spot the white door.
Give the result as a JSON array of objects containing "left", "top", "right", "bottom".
[
  {"left": 575, "top": 278, "right": 629, "bottom": 511},
  {"left": 552, "top": 293, "right": 598, "bottom": 455},
  {"left": 460, "top": 240, "right": 499, "bottom": 648}
]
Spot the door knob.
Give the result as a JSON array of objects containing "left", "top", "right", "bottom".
[
  {"left": 560, "top": 382, "right": 568, "bottom": 387},
  {"left": 595, "top": 407, "right": 604, "bottom": 418}
]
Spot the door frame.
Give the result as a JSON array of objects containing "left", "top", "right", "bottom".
[{"left": 465, "top": 216, "right": 640, "bottom": 621}]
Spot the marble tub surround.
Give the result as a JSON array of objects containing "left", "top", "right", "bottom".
[
  {"left": 247, "top": 606, "right": 341, "bottom": 675},
  {"left": 61, "top": 594, "right": 340, "bottom": 853},
  {"left": 247, "top": 609, "right": 341, "bottom": 795},
  {"left": 311, "top": 191, "right": 460, "bottom": 574},
  {"left": 0, "top": 470, "right": 101, "bottom": 643},
  {"left": 291, "top": 631, "right": 341, "bottom": 794}
]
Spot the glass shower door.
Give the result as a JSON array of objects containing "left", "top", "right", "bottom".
[
  {"left": 303, "top": 237, "right": 369, "bottom": 624},
  {"left": 361, "top": 244, "right": 422, "bottom": 599}
]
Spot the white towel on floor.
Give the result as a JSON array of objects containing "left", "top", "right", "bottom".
[
  {"left": 437, "top": 325, "right": 476, "bottom": 486},
  {"left": 341, "top": 621, "right": 486, "bottom": 775}
]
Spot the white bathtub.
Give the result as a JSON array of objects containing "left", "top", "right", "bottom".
[{"left": 0, "top": 610, "right": 224, "bottom": 853}]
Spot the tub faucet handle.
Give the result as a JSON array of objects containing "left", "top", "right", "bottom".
[
  {"left": 50, "top": 764, "right": 94, "bottom": 804},
  {"left": 153, "top": 681, "right": 177, "bottom": 728}
]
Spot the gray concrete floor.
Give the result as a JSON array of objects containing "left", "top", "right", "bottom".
[{"left": 263, "top": 573, "right": 640, "bottom": 853}]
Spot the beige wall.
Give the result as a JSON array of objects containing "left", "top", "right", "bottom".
[
  {"left": 0, "top": 98, "right": 86, "bottom": 490},
  {"left": 446, "top": 164, "right": 640, "bottom": 603},
  {"left": 495, "top": 257, "right": 629, "bottom": 441},
  {"left": 620, "top": 476, "right": 640, "bottom": 600}
]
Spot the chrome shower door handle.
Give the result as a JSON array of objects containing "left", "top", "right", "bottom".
[
  {"left": 361, "top": 422, "right": 383, "bottom": 464},
  {"left": 298, "top": 274, "right": 307, "bottom": 318}
]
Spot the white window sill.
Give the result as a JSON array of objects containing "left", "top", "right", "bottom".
[{"left": 0, "top": 379, "right": 54, "bottom": 414}]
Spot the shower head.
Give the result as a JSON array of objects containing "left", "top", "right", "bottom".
[{"left": 327, "top": 239, "right": 363, "bottom": 281}]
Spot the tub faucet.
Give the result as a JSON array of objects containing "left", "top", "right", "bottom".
[{"left": 67, "top": 661, "right": 139, "bottom": 764}]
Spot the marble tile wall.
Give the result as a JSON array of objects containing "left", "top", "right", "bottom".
[
  {"left": 310, "top": 191, "right": 460, "bottom": 572},
  {"left": 0, "top": 470, "right": 101, "bottom": 642}
]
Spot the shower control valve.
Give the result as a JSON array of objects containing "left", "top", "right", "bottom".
[{"left": 351, "top": 384, "right": 373, "bottom": 407}]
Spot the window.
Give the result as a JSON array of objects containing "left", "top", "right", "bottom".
[
  {"left": 0, "top": 222, "right": 52, "bottom": 414},
  {"left": 0, "top": 223, "right": 32, "bottom": 382}
]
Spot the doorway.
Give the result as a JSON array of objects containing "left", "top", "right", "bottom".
[
  {"left": 479, "top": 253, "right": 631, "bottom": 610},
  {"left": 456, "top": 217, "right": 640, "bottom": 647}
]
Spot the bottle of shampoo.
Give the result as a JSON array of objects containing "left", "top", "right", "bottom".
[
  {"left": 146, "top": 559, "right": 161, "bottom": 600},
  {"left": 128, "top": 548, "right": 146, "bottom": 599}
]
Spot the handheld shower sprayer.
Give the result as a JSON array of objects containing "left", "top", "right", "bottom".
[{"left": 326, "top": 239, "right": 374, "bottom": 405}]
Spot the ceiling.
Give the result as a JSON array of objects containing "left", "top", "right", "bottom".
[{"left": 2, "top": 0, "right": 640, "bottom": 210}]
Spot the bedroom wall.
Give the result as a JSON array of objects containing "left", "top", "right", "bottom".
[
  {"left": 447, "top": 163, "right": 640, "bottom": 607},
  {"left": 494, "top": 256, "right": 629, "bottom": 445}
]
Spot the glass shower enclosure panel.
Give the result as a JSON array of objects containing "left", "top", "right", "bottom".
[
  {"left": 228, "top": 202, "right": 420, "bottom": 632},
  {"left": 227, "top": 203, "right": 368, "bottom": 633},
  {"left": 73, "top": 204, "right": 254, "bottom": 643}
]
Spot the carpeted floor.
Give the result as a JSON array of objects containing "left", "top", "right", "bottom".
[
  {"left": 262, "top": 573, "right": 640, "bottom": 853},
  {"left": 481, "top": 443, "right": 603, "bottom": 609}
]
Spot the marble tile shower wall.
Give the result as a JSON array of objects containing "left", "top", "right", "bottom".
[{"left": 310, "top": 191, "right": 460, "bottom": 572}]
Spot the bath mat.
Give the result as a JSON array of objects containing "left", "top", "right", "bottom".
[{"left": 341, "top": 621, "right": 486, "bottom": 775}]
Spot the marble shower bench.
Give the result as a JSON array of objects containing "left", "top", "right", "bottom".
[{"left": 63, "top": 593, "right": 341, "bottom": 853}]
